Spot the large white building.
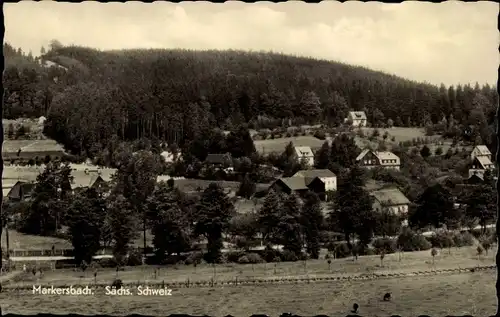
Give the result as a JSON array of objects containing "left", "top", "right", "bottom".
[{"left": 294, "top": 146, "right": 315, "bottom": 167}]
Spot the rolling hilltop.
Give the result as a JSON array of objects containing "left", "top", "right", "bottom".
[{"left": 3, "top": 43, "right": 497, "bottom": 158}]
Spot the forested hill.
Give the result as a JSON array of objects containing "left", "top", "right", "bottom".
[{"left": 3, "top": 43, "right": 498, "bottom": 158}]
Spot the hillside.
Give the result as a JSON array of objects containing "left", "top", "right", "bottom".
[{"left": 3, "top": 43, "right": 497, "bottom": 159}]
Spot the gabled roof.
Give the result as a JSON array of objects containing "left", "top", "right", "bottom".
[
  {"left": 356, "top": 149, "right": 400, "bottom": 165},
  {"left": 348, "top": 111, "right": 367, "bottom": 120},
  {"left": 293, "top": 169, "right": 336, "bottom": 179},
  {"left": 276, "top": 177, "right": 309, "bottom": 191},
  {"left": 294, "top": 146, "right": 314, "bottom": 158},
  {"left": 475, "top": 156, "right": 493, "bottom": 169},
  {"left": 356, "top": 149, "right": 371, "bottom": 161},
  {"left": 371, "top": 188, "right": 410, "bottom": 206},
  {"left": 474, "top": 145, "right": 491, "bottom": 156}
]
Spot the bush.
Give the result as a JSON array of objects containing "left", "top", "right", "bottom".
[
  {"left": 334, "top": 243, "right": 351, "bottom": 259},
  {"left": 226, "top": 251, "right": 246, "bottom": 263},
  {"left": 313, "top": 130, "right": 326, "bottom": 140},
  {"left": 246, "top": 253, "right": 265, "bottom": 264},
  {"left": 126, "top": 250, "right": 143, "bottom": 266},
  {"left": 372, "top": 238, "right": 397, "bottom": 254},
  {"left": 185, "top": 252, "right": 204, "bottom": 265},
  {"left": 397, "top": 228, "right": 432, "bottom": 252},
  {"left": 237, "top": 255, "right": 250, "bottom": 264},
  {"left": 97, "top": 257, "right": 118, "bottom": 268},
  {"left": 452, "top": 232, "right": 474, "bottom": 247},
  {"left": 428, "top": 231, "right": 455, "bottom": 249},
  {"left": 280, "top": 250, "right": 298, "bottom": 262},
  {"left": 261, "top": 246, "right": 282, "bottom": 263}
]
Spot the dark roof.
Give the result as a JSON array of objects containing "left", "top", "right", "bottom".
[
  {"left": 275, "top": 177, "right": 308, "bottom": 191},
  {"left": 205, "top": 153, "right": 232, "bottom": 164},
  {"left": 6, "top": 181, "right": 35, "bottom": 200}
]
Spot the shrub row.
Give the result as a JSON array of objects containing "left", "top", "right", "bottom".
[{"left": 325, "top": 230, "right": 479, "bottom": 259}]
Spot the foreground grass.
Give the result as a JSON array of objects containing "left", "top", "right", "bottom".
[
  {"left": 9, "top": 245, "right": 494, "bottom": 286},
  {"left": 1, "top": 271, "right": 495, "bottom": 316}
]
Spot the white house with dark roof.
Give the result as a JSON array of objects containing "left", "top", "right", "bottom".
[
  {"left": 345, "top": 111, "right": 368, "bottom": 127},
  {"left": 371, "top": 188, "right": 410, "bottom": 226},
  {"left": 470, "top": 145, "right": 492, "bottom": 161},
  {"left": 356, "top": 149, "right": 400, "bottom": 171},
  {"left": 468, "top": 145, "right": 494, "bottom": 179},
  {"left": 293, "top": 169, "right": 337, "bottom": 192},
  {"left": 294, "top": 146, "right": 314, "bottom": 167}
]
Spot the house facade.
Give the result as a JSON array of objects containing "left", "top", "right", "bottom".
[
  {"left": 271, "top": 169, "right": 337, "bottom": 200},
  {"left": 345, "top": 111, "right": 367, "bottom": 127},
  {"left": 356, "top": 149, "right": 400, "bottom": 170},
  {"left": 468, "top": 156, "right": 495, "bottom": 179},
  {"left": 371, "top": 188, "right": 410, "bottom": 226},
  {"left": 293, "top": 169, "right": 337, "bottom": 192},
  {"left": 294, "top": 146, "right": 314, "bottom": 166},
  {"left": 468, "top": 145, "right": 495, "bottom": 179}
]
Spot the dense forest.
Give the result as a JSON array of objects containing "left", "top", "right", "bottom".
[{"left": 3, "top": 42, "right": 498, "bottom": 159}]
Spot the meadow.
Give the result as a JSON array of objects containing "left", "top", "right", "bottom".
[
  {"left": 254, "top": 136, "right": 325, "bottom": 155},
  {"left": 7, "top": 244, "right": 494, "bottom": 286},
  {"left": 0, "top": 272, "right": 495, "bottom": 316}
]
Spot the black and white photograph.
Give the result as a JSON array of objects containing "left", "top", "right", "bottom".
[{"left": 1, "top": 1, "right": 499, "bottom": 316}]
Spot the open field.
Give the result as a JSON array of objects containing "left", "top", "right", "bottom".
[
  {"left": 360, "top": 127, "right": 428, "bottom": 143},
  {"left": 254, "top": 136, "right": 325, "bottom": 155},
  {"left": 7, "top": 245, "right": 494, "bottom": 286},
  {"left": 0, "top": 271, "right": 495, "bottom": 316},
  {"left": 1, "top": 230, "right": 72, "bottom": 250}
]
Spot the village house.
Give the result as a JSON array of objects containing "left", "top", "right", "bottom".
[
  {"left": 356, "top": 149, "right": 400, "bottom": 170},
  {"left": 4, "top": 181, "right": 35, "bottom": 202},
  {"left": 70, "top": 169, "right": 115, "bottom": 195},
  {"left": 345, "top": 111, "right": 367, "bottom": 127},
  {"left": 270, "top": 169, "right": 337, "bottom": 201},
  {"left": 370, "top": 188, "right": 410, "bottom": 226},
  {"left": 468, "top": 145, "right": 495, "bottom": 179},
  {"left": 293, "top": 146, "right": 314, "bottom": 167}
]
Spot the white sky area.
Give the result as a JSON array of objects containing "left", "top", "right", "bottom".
[{"left": 4, "top": 1, "right": 499, "bottom": 87}]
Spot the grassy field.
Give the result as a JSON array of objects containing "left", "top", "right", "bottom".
[
  {"left": 360, "top": 127, "right": 428, "bottom": 143},
  {"left": 254, "top": 136, "right": 325, "bottom": 155},
  {"left": 1, "top": 271, "right": 495, "bottom": 316},
  {"left": 7, "top": 244, "right": 495, "bottom": 286}
]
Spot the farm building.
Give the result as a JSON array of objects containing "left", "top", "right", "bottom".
[
  {"left": 356, "top": 149, "right": 400, "bottom": 171},
  {"left": 468, "top": 145, "right": 495, "bottom": 179},
  {"left": 345, "top": 111, "right": 367, "bottom": 127}
]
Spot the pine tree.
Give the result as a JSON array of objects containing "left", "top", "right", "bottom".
[{"left": 300, "top": 191, "right": 324, "bottom": 259}]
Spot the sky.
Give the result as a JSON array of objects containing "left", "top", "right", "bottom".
[{"left": 4, "top": 1, "right": 499, "bottom": 87}]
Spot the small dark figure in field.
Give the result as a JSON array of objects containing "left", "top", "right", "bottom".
[
  {"left": 31, "top": 268, "right": 37, "bottom": 276},
  {"left": 351, "top": 303, "right": 359, "bottom": 313},
  {"left": 383, "top": 292, "right": 391, "bottom": 301},
  {"left": 111, "top": 279, "right": 123, "bottom": 289}
]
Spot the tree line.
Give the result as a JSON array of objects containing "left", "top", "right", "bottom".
[{"left": 3, "top": 42, "right": 497, "bottom": 162}]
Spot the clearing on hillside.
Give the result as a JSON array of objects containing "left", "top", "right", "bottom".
[{"left": 254, "top": 136, "right": 325, "bottom": 155}]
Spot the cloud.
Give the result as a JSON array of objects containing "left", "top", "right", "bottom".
[{"left": 4, "top": 1, "right": 498, "bottom": 86}]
